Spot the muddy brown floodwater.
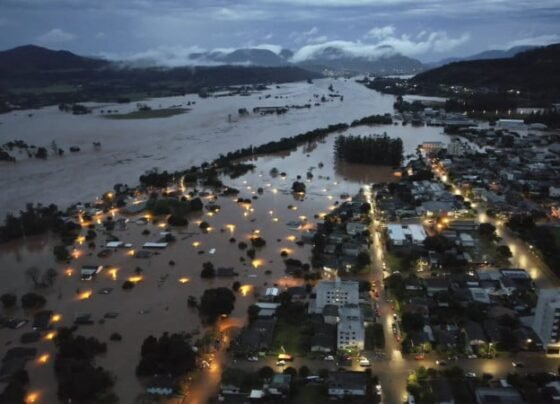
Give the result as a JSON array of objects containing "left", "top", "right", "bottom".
[{"left": 0, "top": 83, "right": 449, "bottom": 403}]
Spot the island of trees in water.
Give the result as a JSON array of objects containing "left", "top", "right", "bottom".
[{"left": 334, "top": 134, "right": 403, "bottom": 166}]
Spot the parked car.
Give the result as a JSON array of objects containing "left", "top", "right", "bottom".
[
  {"left": 359, "top": 358, "right": 371, "bottom": 367},
  {"left": 324, "top": 355, "right": 335, "bottom": 361},
  {"left": 512, "top": 362, "right": 524, "bottom": 368},
  {"left": 247, "top": 356, "right": 259, "bottom": 362},
  {"left": 466, "top": 372, "right": 477, "bottom": 378},
  {"left": 276, "top": 360, "right": 286, "bottom": 366},
  {"left": 435, "top": 360, "right": 447, "bottom": 366},
  {"left": 414, "top": 354, "right": 425, "bottom": 360}
]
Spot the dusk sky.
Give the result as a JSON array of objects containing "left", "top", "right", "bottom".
[{"left": 1, "top": 0, "right": 559, "bottom": 63}]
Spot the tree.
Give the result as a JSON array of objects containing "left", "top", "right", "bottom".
[
  {"left": 292, "top": 181, "right": 306, "bottom": 193},
  {"left": 21, "top": 292, "right": 46, "bottom": 309},
  {"left": 496, "top": 245, "right": 512, "bottom": 261},
  {"left": 200, "top": 262, "right": 216, "bottom": 278},
  {"left": 298, "top": 366, "right": 310, "bottom": 379},
  {"left": 401, "top": 312, "right": 424, "bottom": 334},
  {"left": 1, "top": 293, "right": 17, "bottom": 309},
  {"left": 283, "top": 367, "right": 297, "bottom": 378},
  {"left": 0, "top": 370, "right": 29, "bottom": 403},
  {"left": 53, "top": 328, "right": 113, "bottom": 403},
  {"left": 190, "top": 197, "right": 203, "bottom": 211},
  {"left": 137, "top": 333, "right": 197, "bottom": 378},
  {"left": 250, "top": 237, "right": 266, "bottom": 248},
  {"left": 53, "top": 245, "right": 70, "bottom": 261},
  {"left": 199, "top": 287, "right": 236, "bottom": 323},
  {"left": 248, "top": 304, "right": 260, "bottom": 325},
  {"left": 167, "top": 215, "right": 188, "bottom": 226},
  {"left": 42, "top": 268, "right": 58, "bottom": 287},
  {"left": 423, "top": 234, "right": 454, "bottom": 253},
  {"left": 258, "top": 366, "right": 274, "bottom": 380},
  {"left": 232, "top": 281, "right": 241, "bottom": 292},
  {"left": 25, "top": 266, "right": 41, "bottom": 288},
  {"left": 478, "top": 223, "right": 496, "bottom": 238},
  {"left": 357, "top": 252, "right": 371, "bottom": 268}
]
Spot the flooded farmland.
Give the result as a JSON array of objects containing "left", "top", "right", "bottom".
[
  {"left": 0, "top": 78, "right": 450, "bottom": 403},
  {"left": 0, "top": 78, "right": 446, "bottom": 218}
]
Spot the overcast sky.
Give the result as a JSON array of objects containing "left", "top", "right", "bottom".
[{"left": 0, "top": 0, "right": 559, "bottom": 63}]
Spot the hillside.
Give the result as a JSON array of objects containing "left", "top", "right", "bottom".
[
  {"left": 412, "top": 43, "right": 560, "bottom": 96},
  {"left": 432, "top": 45, "right": 535, "bottom": 67},
  {"left": 0, "top": 44, "right": 109, "bottom": 74}
]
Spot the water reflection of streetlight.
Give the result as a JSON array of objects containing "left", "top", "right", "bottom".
[{"left": 26, "top": 392, "right": 39, "bottom": 403}]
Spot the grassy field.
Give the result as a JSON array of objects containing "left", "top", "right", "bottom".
[{"left": 104, "top": 108, "right": 190, "bottom": 120}]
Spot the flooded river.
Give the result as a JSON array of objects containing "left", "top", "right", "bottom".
[
  {"left": 0, "top": 78, "right": 446, "bottom": 218},
  {"left": 0, "top": 79, "right": 450, "bottom": 403}
]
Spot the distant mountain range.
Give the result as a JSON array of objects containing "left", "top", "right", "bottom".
[
  {"left": 430, "top": 45, "right": 536, "bottom": 67},
  {"left": 412, "top": 43, "right": 560, "bottom": 96},
  {"left": 295, "top": 46, "right": 424, "bottom": 75},
  {"left": 0, "top": 44, "right": 425, "bottom": 76}
]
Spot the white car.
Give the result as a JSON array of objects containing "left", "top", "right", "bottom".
[
  {"left": 466, "top": 372, "right": 477, "bottom": 378},
  {"left": 276, "top": 360, "right": 286, "bottom": 366},
  {"left": 359, "top": 358, "right": 371, "bottom": 367},
  {"left": 247, "top": 356, "right": 259, "bottom": 362},
  {"left": 324, "top": 355, "right": 335, "bottom": 361}
]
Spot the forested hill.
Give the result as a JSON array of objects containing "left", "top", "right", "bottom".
[
  {"left": 0, "top": 44, "right": 109, "bottom": 74},
  {"left": 412, "top": 43, "right": 560, "bottom": 97}
]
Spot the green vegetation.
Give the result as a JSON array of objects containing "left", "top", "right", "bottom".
[
  {"left": 0, "top": 370, "right": 29, "bottom": 403},
  {"left": 198, "top": 287, "right": 236, "bottom": 324},
  {"left": 334, "top": 134, "right": 403, "bottom": 166},
  {"left": 104, "top": 108, "right": 189, "bottom": 120},
  {"left": 137, "top": 333, "right": 197, "bottom": 378},
  {"left": 53, "top": 328, "right": 115, "bottom": 403}
]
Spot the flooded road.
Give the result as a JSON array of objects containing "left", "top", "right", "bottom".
[{"left": 0, "top": 78, "right": 447, "bottom": 218}]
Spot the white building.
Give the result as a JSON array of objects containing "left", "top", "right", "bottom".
[
  {"left": 337, "top": 304, "right": 365, "bottom": 350},
  {"left": 312, "top": 278, "right": 360, "bottom": 314},
  {"left": 387, "top": 224, "right": 427, "bottom": 246},
  {"left": 532, "top": 289, "right": 560, "bottom": 356}
]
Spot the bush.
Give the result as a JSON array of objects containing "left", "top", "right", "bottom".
[
  {"left": 232, "top": 281, "right": 241, "bottom": 292},
  {"left": 21, "top": 293, "right": 46, "bottom": 309},
  {"left": 1, "top": 293, "right": 17, "bottom": 309},
  {"left": 238, "top": 241, "right": 248, "bottom": 250}
]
